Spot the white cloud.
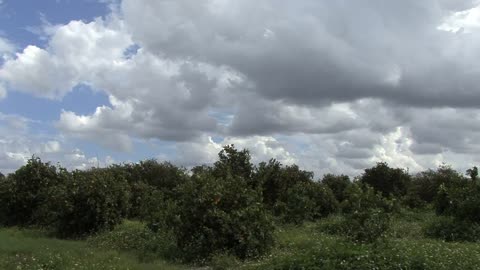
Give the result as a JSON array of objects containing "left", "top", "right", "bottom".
[
  {"left": 43, "top": 141, "right": 62, "bottom": 153},
  {"left": 3, "top": 0, "right": 480, "bottom": 177},
  {"left": 0, "top": 17, "right": 132, "bottom": 99},
  {"left": 0, "top": 37, "right": 14, "bottom": 55},
  {"left": 175, "top": 135, "right": 296, "bottom": 168},
  {"left": 439, "top": 4, "right": 480, "bottom": 33}
]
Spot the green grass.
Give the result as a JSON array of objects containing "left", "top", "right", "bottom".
[
  {"left": 0, "top": 226, "right": 186, "bottom": 270},
  {"left": 240, "top": 210, "right": 480, "bottom": 269},
  {"left": 2, "top": 211, "right": 480, "bottom": 269}
]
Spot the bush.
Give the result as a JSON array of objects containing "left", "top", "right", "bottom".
[
  {"left": 433, "top": 180, "right": 480, "bottom": 222},
  {"left": 409, "top": 165, "right": 466, "bottom": 204},
  {"left": 210, "top": 253, "right": 240, "bottom": 270},
  {"left": 341, "top": 183, "right": 396, "bottom": 214},
  {"left": 340, "top": 183, "right": 394, "bottom": 243},
  {"left": 254, "top": 159, "right": 314, "bottom": 209},
  {"left": 424, "top": 216, "right": 480, "bottom": 242},
  {"left": 6, "top": 157, "right": 67, "bottom": 227},
  {"left": 360, "top": 162, "right": 411, "bottom": 197},
  {"left": 274, "top": 181, "right": 338, "bottom": 224},
  {"left": 344, "top": 208, "right": 391, "bottom": 243},
  {"left": 88, "top": 220, "right": 178, "bottom": 262},
  {"left": 56, "top": 168, "right": 131, "bottom": 237},
  {"left": 109, "top": 161, "right": 187, "bottom": 211},
  {"left": 214, "top": 145, "right": 255, "bottom": 185},
  {"left": 169, "top": 173, "right": 274, "bottom": 262},
  {"left": 130, "top": 160, "right": 187, "bottom": 199},
  {"left": 126, "top": 181, "right": 169, "bottom": 220},
  {"left": 0, "top": 174, "right": 14, "bottom": 226},
  {"left": 321, "top": 174, "right": 351, "bottom": 202}
]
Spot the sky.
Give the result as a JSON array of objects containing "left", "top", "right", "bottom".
[{"left": 1, "top": 0, "right": 480, "bottom": 177}]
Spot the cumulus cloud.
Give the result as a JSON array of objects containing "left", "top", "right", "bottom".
[
  {"left": 121, "top": 0, "right": 480, "bottom": 107},
  {"left": 175, "top": 135, "right": 296, "bottom": 168},
  {"left": 0, "top": 17, "right": 132, "bottom": 98},
  {"left": 0, "top": 113, "right": 108, "bottom": 173},
  {"left": 2, "top": 0, "right": 480, "bottom": 176}
]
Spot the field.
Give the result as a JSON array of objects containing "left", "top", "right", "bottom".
[{"left": 2, "top": 210, "right": 480, "bottom": 270}]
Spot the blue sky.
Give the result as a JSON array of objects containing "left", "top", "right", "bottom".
[
  {"left": 0, "top": 0, "right": 167, "bottom": 170},
  {"left": 1, "top": 0, "right": 480, "bottom": 176},
  {"left": 0, "top": 0, "right": 108, "bottom": 46}
]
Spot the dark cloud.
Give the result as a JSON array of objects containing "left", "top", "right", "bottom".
[{"left": 122, "top": 0, "right": 480, "bottom": 108}]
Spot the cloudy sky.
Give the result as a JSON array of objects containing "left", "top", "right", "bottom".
[{"left": 1, "top": 0, "right": 480, "bottom": 177}]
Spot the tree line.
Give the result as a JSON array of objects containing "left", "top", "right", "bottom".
[{"left": 1, "top": 144, "right": 479, "bottom": 262}]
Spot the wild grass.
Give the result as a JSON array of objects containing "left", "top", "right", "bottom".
[
  {"left": 0, "top": 226, "right": 186, "bottom": 270},
  {"left": 2, "top": 210, "right": 480, "bottom": 269}
]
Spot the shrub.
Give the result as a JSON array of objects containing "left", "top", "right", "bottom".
[
  {"left": 340, "top": 183, "right": 394, "bottom": 243},
  {"left": 110, "top": 160, "right": 187, "bottom": 200},
  {"left": 7, "top": 157, "right": 67, "bottom": 227},
  {"left": 132, "top": 160, "right": 187, "bottom": 199},
  {"left": 274, "top": 181, "right": 338, "bottom": 224},
  {"left": 126, "top": 181, "right": 166, "bottom": 220},
  {"left": 0, "top": 174, "right": 14, "bottom": 226},
  {"left": 169, "top": 173, "right": 274, "bottom": 262},
  {"left": 254, "top": 159, "right": 314, "bottom": 209},
  {"left": 401, "top": 186, "right": 427, "bottom": 209},
  {"left": 321, "top": 174, "right": 351, "bottom": 202},
  {"left": 56, "top": 168, "right": 131, "bottom": 237},
  {"left": 88, "top": 220, "right": 178, "bottom": 262},
  {"left": 433, "top": 180, "right": 480, "bottom": 222},
  {"left": 409, "top": 165, "right": 466, "bottom": 204},
  {"left": 424, "top": 216, "right": 480, "bottom": 242},
  {"left": 214, "top": 145, "right": 254, "bottom": 182},
  {"left": 344, "top": 208, "right": 391, "bottom": 243},
  {"left": 341, "top": 183, "right": 396, "bottom": 214},
  {"left": 210, "top": 253, "right": 240, "bottom": 270},
  {"left": 360, "top": 162, "right": 411, "bottom": 197},
  {"left": 317, "top": 215, "right": 349, "bottom": 235}
]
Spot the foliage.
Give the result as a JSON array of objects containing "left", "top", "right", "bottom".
[
  {"left": 88, "top": 220, "right": 178, "bottom": 262},
  {"left": 426, "top": 168, "right": 480, "bottom": 242},
  {"left": 321, "top": 173, "right": 351, "bottom": 202},
  {"left": 213, "top": 144, "right": 255, "bottom": 185},
  {"left": 124, "top": 179, "right": 173, "bottom": 222},
  {"left": 109, "top": 160, "right": 187, "bottom": 211},
  {"left": 130, "top": 160, "right": 187, "bottom": 198},
  {"left": 255, "top": 159, "right": 314, "bottom": 209},
  {"left": 6, "top": 157, "right": 68, "bottom": 227},
  {"left": 360, "top": 162, "right": 411, "bottom": 197},
  {"left": 339, "top": 183, "right": 395, "bottom": 243},
  {"left": 56, "top": 168, "right": 131, "bottom": 237},
  {"left": 409, "top": 164, "right": 466, "bottom": 204},
  {"left": 274, "top": 181, "right": 338, "bottom": 224},
  {"left": 433, "top": 179, "right": 480, "bottom": 222},
  {"left": 169, "top": 172, "right": 275, "bottom": 262},
  {"left": 341, "top": 182, "right": 396, "bottom": 214},
  {"left": 424, "top": 216, "right": 480, "bottom": 242},
  {"left": 0, "top": 227, "right": 187, "bottom": 270},
  {"left": 210, "top": 253, "right": 240, "bottom": 270},
  {"left": 466, "top": 166, "right": 478, "bottom": 181},
  {"left": 249, "top": 213, "right": 480, "bottom": 270},
  {"left": 0, "top": 174, "right": 14, "bottom": 226}
]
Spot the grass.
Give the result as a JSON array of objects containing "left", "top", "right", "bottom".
[
  {"left": 0, "top": 226, "right": 186, "bottom": 270},
  {"left": 2, "top": 210, "right": 480, "bottom": 269},
  {"left": 240, "top": 210, "right": 480, "bottom": 269}
]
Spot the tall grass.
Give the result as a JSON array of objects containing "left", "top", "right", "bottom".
[{"left": 0, "top": 226, "right": 185, "bottom": 270}]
